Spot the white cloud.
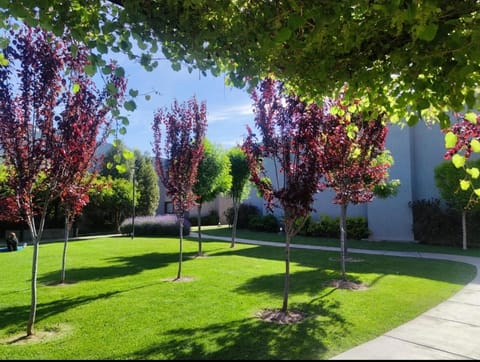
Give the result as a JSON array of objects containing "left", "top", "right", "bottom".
[{"left": 207, "top": 104, "right": 254, "bottom": 123}]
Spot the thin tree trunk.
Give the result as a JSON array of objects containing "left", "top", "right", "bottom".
[
  {"left": 462, "top": 209, "right": 467, "bottom": 250},
  {"left": 197, "top": 204, "right": 203, "bottom": 255},
  {"left": 177, "top": 215, "right": 184, "bottom": 280},
  {"left": 231, "top": 201, "right": 239, "bottom": 248},
  {"left": 281, "top": 230, "right": 291, "bottom": 313},
  {"left": 26, "top": 216, "right": 39, "bottom": 336},
  {"left": 340, "top": 203, "right": 348, "bottom": 281},
  {"left": 61, "top": 214, "right": 70, "bottom": 283}
]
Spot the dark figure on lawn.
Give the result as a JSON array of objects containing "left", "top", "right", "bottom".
[{"left": 6, "top": 232, "right": 18, "bottom": 251}]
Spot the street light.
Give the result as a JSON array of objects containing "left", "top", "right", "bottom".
[{"left": 131, "top": 165, "right": 136, "bottom": 239}]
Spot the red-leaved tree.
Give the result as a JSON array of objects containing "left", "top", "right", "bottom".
[
  {"left": 152, "top": 96, "right": 207, "bottom": 280},
  {"left": 321, "top": 96, "right": 391, "bottom": 282},
  {"left": 53, "top": 60, "right": 126, "bottom": 283},
  {"left": 242, "top": 78, "right": 324, "bottom": 319},
  {"left": 0, "top": 24, "right": 126, "bottom": 336}
]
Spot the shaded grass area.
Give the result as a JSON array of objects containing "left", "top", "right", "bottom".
[
  {"left": 0, "top": 235, "right": 476, "bottom": 360},
  {"left": 199, "top": 225, "right": 480, "bottom": 257}
]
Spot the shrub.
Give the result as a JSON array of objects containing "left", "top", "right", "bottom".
[
  {"left": 224, "top": 203, "right": 261, "bottom": 228},
  {"left": 295, "top": 214, "right": 370, "bottom": 240},
  {"left": 409, "top": 198, "right": 461, "bottom": 246},
  {"left": 189, "top": 210, "right": 219, "bottom": 226},
  {"left": 248, "top": 213, "right": 279, "bottom": 232},
  {"left": 346, "top": 217, "right": 370, "bottom": 240},
  {"left": 119, "top": 214, "right": 191, "bottom": 237}
]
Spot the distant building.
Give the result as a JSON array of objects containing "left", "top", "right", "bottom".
[{"left": 244, "top": 122, "right": 449, "bottom": 242}]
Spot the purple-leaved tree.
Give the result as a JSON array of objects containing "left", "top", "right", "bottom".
[
  {"left": 152, "top": 96, "right": 207, "bottom": 280},
  {"left": 242, "top": 78, "right": 324, "bottom": 320},
  {"left": 320, "top": 95, "right": 391, "bottom": 282},
  {"left": 0, "top": 24, "right": 126, "bottom": 336}
]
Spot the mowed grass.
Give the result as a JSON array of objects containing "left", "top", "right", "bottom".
[
  {"left": 199, "top": 225, "right": 480, "bottom": 257},
  {"left": 0, "top": 235, "right": 476, "bottom": 360}
]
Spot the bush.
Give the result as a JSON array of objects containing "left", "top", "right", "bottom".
[
  {"left": 409, "top": 198, "right": 462, "bottom": 246},
  {"left": 189, "top": 210, "right": 219, "bottom": 226},
  {"left": 248, "top": 213, "right": 279, "bottom": 232},
  {"left": 295, "top": 214, "right": 370, "bottom": 240},
  {"left": 119, "top": 214, "right": 191, "bottom": 237},
  {"left": 346, "top": 217, "right": 371, "bottom": 240},
  {"left": 224, "top": 203, "right": 261, "bottom": 228}
]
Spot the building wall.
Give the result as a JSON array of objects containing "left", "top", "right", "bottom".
[
  {"left": 155, "top": 122, "right": 454, "bottom": 241},
  {"left": 244, "top": 122, "right": 450, "bottom": 242}
]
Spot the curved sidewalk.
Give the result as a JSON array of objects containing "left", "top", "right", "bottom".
[{"left": 193, "top": 233, "right": 480, "bottom": 360}]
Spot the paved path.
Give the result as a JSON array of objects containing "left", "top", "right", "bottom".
[{"left": 192, "top": 233, "right": 480, "bottom": 360}]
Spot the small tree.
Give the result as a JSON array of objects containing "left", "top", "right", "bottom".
[
  {"left": 152, "top": 96, "right": 207, "bottom": 280},
  {"left": 193, "top": 139, "right": 232, "bottom": 255},
  {"left": 434, "top": 159, "right": 480, "bottom": 250},
  {"left": 242, "top": 78, "right": 324, "bottom": 318},
  {"left": 134, "top": 149, "right": 160, "bottom": 217},
  {"left": 227, "top": 147, "right": 251, "bottom": 248},
  {"left": 0, "top": 24, "right": 125, "bottom": 336},
  {"left": 320, "top": 96, "right": 392, "bottom": 282}
]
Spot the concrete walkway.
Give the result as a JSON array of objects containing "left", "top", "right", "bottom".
[{"left": 193, "top": 233, "right": 480, "bottom": 360}]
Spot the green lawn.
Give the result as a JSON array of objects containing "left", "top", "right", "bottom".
[
  {"left": 0, "top": 234, "right": 476, "bottom": 359},
  {"left": 199, "top": 225, "right": 480, "bottom": 257}
]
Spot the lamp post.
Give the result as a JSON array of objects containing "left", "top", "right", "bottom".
[{"left": 131, "top": 166, "right": 136, "bottom": 239}]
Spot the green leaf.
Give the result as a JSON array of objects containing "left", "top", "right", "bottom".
[
  {"left": 129, "top": 89, "right": 139, "bottom": 97},
  {"left": 0, "top": 36, "right": 9, "bottom": 49},
  {"left": 407, "top": 114, "right": 419, "bottom": 126},
  {"left": 0, "top": 53, "right": 9, "bottom": 66},
  {"left": 107, "top": 82, "right": 119, "bottom": 96},
  {"left": 114, "top": 67, "right": 125, "bottom": 77},
  {"left": 123, "top": 149, "right": 135, "bottom": 160},
  {"left": 115, "top": 164, "right": 127, "bottom": 174},
  {"left": 460, "top": 179, "right": 470, "bottom": 191},
  {"left": 171, "top": 62, "right": 181, "bottom": 71},
  {"left": 124, "top": 100, "right": 137, "bottom": 112},
  {"left": 452, "top": 154, "right": 465, "bottom": 168},
  {"left": 118, "top": 116, "right": 130, "bottom": 126},
  {"left": 102, "top": 66, "right": 112, "bottom": 75},
  {"left": 417, "top": 22, "right": 438, "bottom": 41},
  {"left": 274, "top": 28, "right": 292, "bottom": 43},
  {"left": 444, "top": 132, "right": 457, "bottom": 148},
  {"left": 72, "top": 83, "right": 80, "bottom": 94},
  {"left": 466, "top": 167, "right": 480, "bottom": 179},
  {"left": 474, "top": 188, "right": 480, "bottom": 197},
  {"left": 465, "top": 112, "right": 477, "bottom": 124},
  {"left": 471, "top": 139, "right": 480, "bottom": 152},
  {"left": 85, "top": 64, "right": 96, "bottom": 76}
]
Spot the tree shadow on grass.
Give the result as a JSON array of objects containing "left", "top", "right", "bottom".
[
  {"left": 118, "top": 298, "right": 347, "bottom": 360},
  {"left": 0, "top": 291, "right": 121, "bottom": 335},
  {"left": 38, "top": 251, "right": 198, "bottom": 285},
  {"left": 211, "top": 243, "right": 476, "bottom": 286}
]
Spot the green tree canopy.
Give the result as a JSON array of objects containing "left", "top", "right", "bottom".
[
  {"left": 192, "top": 138, "right": 232, "bottom": 255},
  {"left": 193, "top": 139, "right": 232, "bottom": 205},
  {"left": 4, "top": 1, "right": 480, "bottom": 126},
  {"left": 134, "top": 149, "right": 160, "bottom": 217}
]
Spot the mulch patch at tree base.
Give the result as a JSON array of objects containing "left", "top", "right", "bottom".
[
  {"left": 256, "top": 308, "right": 306, "bottom": 324},
  {"left": 329, "top": 279, "right": 369, "bottom": 290}
]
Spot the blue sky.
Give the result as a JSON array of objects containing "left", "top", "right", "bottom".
[{"left": 104, "top": 52, "right": 256, "bottom": 155}]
